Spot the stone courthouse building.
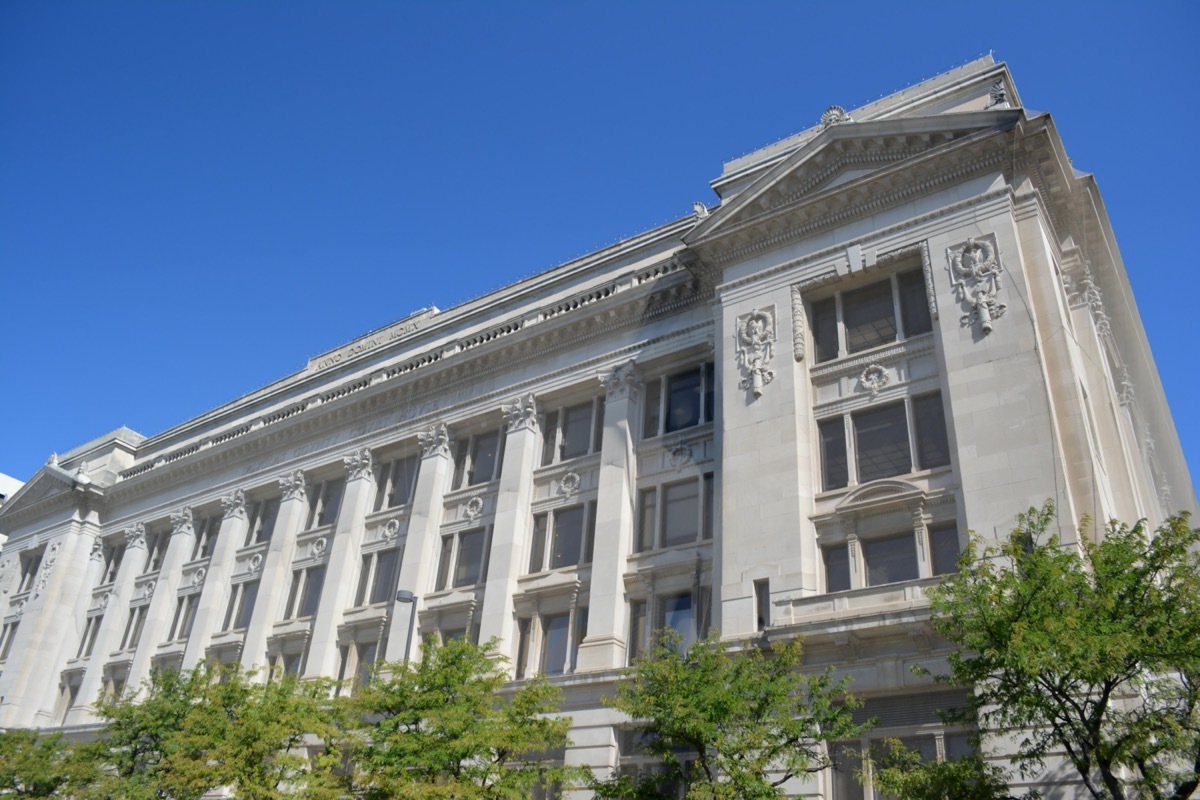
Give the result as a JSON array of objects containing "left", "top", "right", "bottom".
[{"left": 0, "top": 57, "right": 1193, "bottom": 797}]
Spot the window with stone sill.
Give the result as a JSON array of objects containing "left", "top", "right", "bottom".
[
  {"left": 143, "top": 529, "right": 168, "bottom": 574},
  {"left": 528, "top": 502, "right": 596, "bottom": 574},
  {"left": 75, "top": 615, "right": 102, "bottom": 659},
  {"left": 811, "top": 268, "right": 933, "bottom": 364},
  {"left": 190, "top": 512, "right": 223, "bottom": 561},
  {"left": 374, "top": 453, "right": 420, "bottom": 512},
  {"left": 635, "top": 473, "right": 715, "bottom": 553},
  {"left": 452, "top": 427, "right": 506, "bottom": 489},
  {"left": 435, "top": 526, "right": 490, "bottom": 591},
  {"left": 818, "top": 392, "right": 951, "bottom": 492},
  {"left": 305, "top": 477, "right": 346, "bottom": 530},
  {"left": 336, "top": 640, "right": 379, "bottom": 694},
  {"left": 823, "top": 522, "right": 960, "bottom": 593},
  {"left": 627, "top": 585, "right": 712, "bottom": 665},
  {"left": 168, "top": 593, "right": 199, "bottom": 641},
  {"left": 616, "top": 731, "right": 697, "bottom": 800},
  {"left": 642, "top": 362, "right": 716, "bottom": 440},
  {"left": 354, "top": 547, "right": 401, "bottom": 607},
  {"left": 245, "top": 496, "right": 280, "bottom": 546},
  {"left": 121, "top": 605, "right": 149, "bottom": 650},
  {"left": 515, "top": 606, "right": 588, "bottom": 679},
  {"left": 99, "top": 541, "right": 124, "bottom": 585},
  {"left": 0, "top": 620, "right": 19, "bottom": 661},
  {"left": 541, "top": 397, "right": 605, "bottom": 466},
  {"left": 17, "top": 551, "right": 42, "bottom": 594},
  {"left": 222, "top": 579, "right": 259, "bottom": 631},
  {"left": 283, "top": 565, "right": 326, "bottom": 620}
]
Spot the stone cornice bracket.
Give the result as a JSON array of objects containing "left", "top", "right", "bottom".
[
  {"left": 735, "top": 306, "right": 777, "bottom": 399},
  {"left": 344, "top": 448, "right": 374, "bottom": 482},
  {"left": 947, "top": 234, "right": 1007, "bottom": 336},
  {"left": 125, "top": 522, "right": 148, "bottom": 550},
  {"left": 279, "top": 470, "right": 308, "bottom": 502},
  {"left": 221, "top": 488, "right": 247, "bottom": 519},
  {"left": 502, "top": 394, "right": 540, "bottom": 434},
  {"left": 418, "top": 422, "right": 452, "bottom": 459},
  {"left": 170, "top": 506, "right": 195, "bottom": 537},
  {"left": 600, "top": 361, "right": 642, "bottom": 402},
  {"left": 789, "top": 284, "right": 805, "bottom": 362}
]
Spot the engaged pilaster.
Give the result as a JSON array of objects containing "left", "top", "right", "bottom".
[
  {"left": 576, "top": 361, "right": 641, "bottom": 672},
  {"left": 125, "top": 508, "right": 197, "bottom": 691},
  {"left": 182, "top": 490, "right": 250, "bottom": 669}
]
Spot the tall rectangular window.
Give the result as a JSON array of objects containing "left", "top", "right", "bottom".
[
  {"left": 628, "top": 600, "right": 646, "bottom": 665},
  {"left": 863, "top": 535, "right": 919, "bottom": 586},
  {"left": 542, "top": 398, "right": 605, "bottom": 465},
  {"left": 929, "top": 523, "right": 961, "bottom": 576},
  {"left": 191, "top": 514, "right": 222, "bottom": 561},
  {"left": 819, "top": 418, "right": 850, "bottom": 491},
  {"left": 844, "top": 281, "right": 897, "bottom": 354},
  {"left": 898, "top": 269, "right": 933, "bottom": 336},
  {"left": 374, "top": 455, "right": 420, "bottom": 511},
  {"left": 754, "top": 579, "right": 770, "bottom": 631},
  {"left": 824, "top": 545, "right": 851, "bottom": 593},
  {"left": 101, "top": 543, "right": 124, "bottom": 585},
  {"left": 436, "top": 528, "right": 490, "bottom": 591},
  {"left": 0, "top": 621, "right": 20, "bottom": 661},
  {"left": 642, "top": 363, "right": 716, "bottom": 439},
  {"left": 143, "top": 532, "right": 167, "bottom": 574},
  {"left": 355, "top": 548, "right": 401, "bottom": 607},
  {"left": 529, "top": 503, "right": 596, "bottom": 573},
  {"left": 17, "top": 552, "right": 42, "bottom": 593},
  {"left": 913, "top": 393, "right": 951, "bottom": 470},
  {"left": 540, "top": 613, "right": 571, "bottom": 677},
  {"left": 169, "top": 595, "right": 199, "bottom": 640},
  {"left": 659, "top": 593, "right": 696, "bottom": 650},
  {"left": 453, "top": 428, "right": 506, "bottom": 488},
  {"left": 76, "top": 616, "right": 102, "bottom": 659},
  {"left": 121, "top": 606, "right": 148, "bottom": 650},
  {"left": 306, "top": 478, "right": 346, "bottom": 530},
  {"left": 223, "top": 580, "right": 259, "bottom": 631},
  {"left": 283, "top": 566, "right": 326, "bottom": 620},
  {"left": 246, "top": 497, "right": 280, "bottom": 545},
  {"left": 662, "top": 481, "right": 700, "bottom": 548},
  {"left": 854, "top": 403, "right": 912, "bottom": 483}
]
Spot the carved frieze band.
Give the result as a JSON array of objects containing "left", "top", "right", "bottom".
[
  {"left": 735, "top": 306, "right": 776, "bottom": 399},
  {"left": 502, "top": 394, "right": 539, "bottom": 434},
  {"left": 221, "top": 488, "right": 247, "bottom": 519},
  {"left": 601, "top": 361, "right": 642, "bottom": 402},
  {"left": 279, "top": 470, "right": 307, "bottom": 502},
  {"left": 789, "top": 284, "right": 805, "bottom": 362},
  {"left": 418, "top": 422, "right": 452, "bottom": 458},
  {"left": 344, "top": 448, "right": 374, "bottom": 481},
  {"left": 947, "top": 234, "right": 1006, "bottom": 336}
]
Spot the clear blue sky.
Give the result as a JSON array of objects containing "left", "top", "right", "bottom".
[{"left": 1, "top": 2, "right": 1196, "bottom": 502}]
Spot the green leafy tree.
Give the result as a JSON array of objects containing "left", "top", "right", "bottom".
[
  {"left": 73, "top": 665, "right": 213, "bottom": 800},
  {"left": 922, "top": 503, "right": 1200, "bottom": 800},
  {"left": 593, "top": 629, "right": 869, "bottom": 800},
  {"left": 0, "top": 729, "right": 80, "bottom": 797},
  {"left": 158, "top": 666, "right": 349, "bottom": 800},
  {"left": 350, "top": 636, "right": 577, "bottom": 799},
  {"left": 870, "top": 735, "right": 1028, "bottom": 800}
]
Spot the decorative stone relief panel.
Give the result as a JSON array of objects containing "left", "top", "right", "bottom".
[
  {"left": 859, "top": 365, "right": 889, "bottom": 397},
  {"left": 600, "top": 361, "right": 642, "bottom": 401},
  {"left": 418, "top": 422, "right": 452, "bottom": 458},
  {"left": 32, "top": 543, "right": 59, "bottom": 599},
  {"left": 279, "top": 471, "right": 307, "bottom": 501},
  {"left": 502, "top": 394, "right": 540, "bottom": 434},
  {"left": 789, "top": 284, "right": 805, "bottom": 362},
  {"left": 380, "top": 518, "right": 402, "bottom": 542},
  {"left": 125, "top": 522, "right": 147, "bottom": 551},
  {"left": 221, "top": 488, "right": 247, "bottom": 519},
  {"left": 462, "top": 496, "right": 485, "bottom": 522},
  {"left": 170, "top": 507, "right": 195, "bottom": 537},
  {"left": 556, "top": 472, "right": 581, "bottom": 497},
  {"left": 668, "top": 442, "right": 694, "bottom": 472},
  {"left": 735, "top": 306, "right": 777, "bottom": 398},
  {"left": 947, "top": 234, "right": 1007, "bottom": 335}
]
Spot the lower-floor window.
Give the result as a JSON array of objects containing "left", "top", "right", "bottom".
[
  {"left": 822, "top": 522, "right": 960, "bottom": 593},
  {"left": 516, "top": 605, "right": 588, "bottom": 678},
  {"left": 223, "top": 580, "right": 259, "bottom": 631},
  {"left": 436, "top": 527, "right": 490, "bottom": 591},
  {"left": 0, "top": 620, "right": 20, "bottom": 661},
  {"left": 169, "top": 594, "right": 200, "bottom": 641},
  {"left": 627, "top": 585, "right": 712, "bottom": 664},
  {"left": 355, "top": 547, "right": 401, "bottom": 607},
  {"left": 283, "top": 566, "right": 326, "bottom": 620},
  {"left": 121, "top": 605, "right": 148, "bottom": 650}
]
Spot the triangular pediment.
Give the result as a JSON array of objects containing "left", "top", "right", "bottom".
[
  {"left": 685, "top": 109, "right": 1021, "bottom": 252},
  {"left": 0, "top": 467, "right": 75, "bottom": 518}
]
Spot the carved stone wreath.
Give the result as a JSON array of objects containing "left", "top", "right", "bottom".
[
  {"left": 859, "top": 365, "right": 889, "bottom": 397},
  {"left": 382, "top": 519, "right": 401, "bottom": 541},
  {"left": 249, "top": 553, "right": 264, "bottom": 574},
  {"left": 311, "top": 538, "right": 328, "bottom": 558},
  {"left": 143, "top": 581, "right": 156, "bottom": 599},
  {"left": 463, "top": 496, "right": 485, "bottom": 521},
  {"left": 668, "top": 442, "right": 694, "bottom": 472},
  {"left": 191, "top": 568, "right": 206, "bottom": 588},
  {"left": 557, "top": 472, "right": 581, "bottom": 497}
]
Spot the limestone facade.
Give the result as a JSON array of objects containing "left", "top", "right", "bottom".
[{"left": 0, "top": 56, "right": 1193, "bottom": 798}]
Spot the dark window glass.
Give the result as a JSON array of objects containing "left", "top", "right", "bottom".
[
  {"left": 863, "top": 535, "right": 919, "bottom": 586},
  {"left": 592, "top": 400, "right": 606, "bottom": 453},
  {"left": 529, "top": 514, "right": 548, "bottom": 573},
  {"left": 702, "top": 473, "right": 714, "bottom": 540},
  {"left": 898, "top": 269, "right": 933, "bottom": 336},
  {"left": 455, "top": 529, "right": 486, "bottom": 587},
  {"left": 930, "top": 524, "right": 961, "bottom": 576},
  {"left": 819, "top": 418, "right": 849, "bottom": 490},
  {"left": 470, "top": 432, "right": 500, "bottom": 485},
  {"left": 541, "top": 411, "right": 559, "bottom": 466},
  {"left": 642, "top": 379, "right": 661, "bottom": 439},
  {"left": 383, "top": 456, "right": 419, "bottom": 508},
  {"left": 285, "top": 571, "right": 302, "bottom": 618},
  {"left": 812, "top": 297, "right": 839, "bottom": 363},
  {"left": 541, "top": 613, "right": 570, "bottom": 676},
  {"left": 844, "top": 280, "right": 897, "bottom": 353},
  {"left": 572, "top": 607, "right": 588, "bottom": 672},
  {"left": 560, "top": 403, "right": 593, "bottom": 460},
  {"left": 515, "top": 618, "right": 532, "bottom": 679},
  {"left": 237, "top": 581, "right": 259, "bottom": 629},
  {"left": 913, "top": 393, "right": 951, "bottom": 470},
  {"left": 628, "top": 600, "right": 646, "bottom": 664},
  {"left": 582, "top": 503, "right": 596, "bottom": 565},
  {"left": 299, "top": 567, "right": 325, "bottom": 617},
  {"left": 703, "top": 362, "right": 715, "bottom": 424},
  {"left": 854, "top": 403, "right": 911, "bottom": 483},
  {"left": 660, "top": 593, "right": 695, "bottom": 649},
  {"left": 825, "top": 545, "right": 851, "bottom": 592},
  {"left": 665, "top": 369, "right": 702, "bottom": 433},
  {"left": 754, "top": 579, "right": 770, "bottom": 630},
  {"left": 452, "top": 441, "right": 470, "bottom": 488},
  {"left": 662, "top": 481, "right": 699, "bottom": 547},
  {"left": 436, "top": 536, "right": 454, "bottom": 591},
  {"left": 370, "top": 549, "right": 401, "bottom": 605},
  {"left": 550, "top": 506, "right": 585, "bottom": 569},
  {"left": 354, "top": 555, "right": 373, "bottom": 607},
  {"left": 318, "top": 479, "right": 346, "bottom": 527},
  {"left": 355, "top": 642, "right": 378, "bottom": 688}
]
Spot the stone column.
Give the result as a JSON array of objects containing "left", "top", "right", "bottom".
[
  {"left": 383, "top": 423, "right": 452, "bottom": 662},
  {"left": 125, "top": 508, "right": 197, "bottom": 691},
  {"left": 306, "top": 449, "right": 376, "bottom": 678},
  {"left": 241, "top": 471, "right": 307, "bottom": 678},
  {"left": 477, "top": 395, "right": 541, "bottom": 661},
  {"left": 64, "top": 523, "right": 148, "bottom": 725},
  {"left": 576, "top": 361, "right": 641, "bottom": 672},
  {"left": 182, "top": 489, "right": 250, "bottom": 669}
]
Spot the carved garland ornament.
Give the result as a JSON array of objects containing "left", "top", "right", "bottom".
[
  {"left": 557, "top": 472, "right": 581, "bottom": 497},
  {"left": 860, "top": 365, "right": 889, "bottom": 397},
  {"left": 668, "top": 442, "right": 694, "bottom": 472},
  {"left": 463, "top": 496, "right": 485, "bottom": 521},
  {"left": 382, "top": 519, "right": 401, "bottom": 541},
  {"left": 789, "top": 284, "right": 806, "bottom": 362},
  {"left": 502, "top": 394, "right": 540, "bottom": 434},
  {"left": 735, "top": 307, "right": 777, "bottom": 398},
  {"left": 418, "top": 422, "right": 452, "bottom": 458},
  {"left": 947, "top": 235, "right": 1007, "bottom": 335}
]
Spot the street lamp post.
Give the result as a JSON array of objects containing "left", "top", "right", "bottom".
[{"left": 395, "top": 590, "right": 416, "bottom": 663}]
